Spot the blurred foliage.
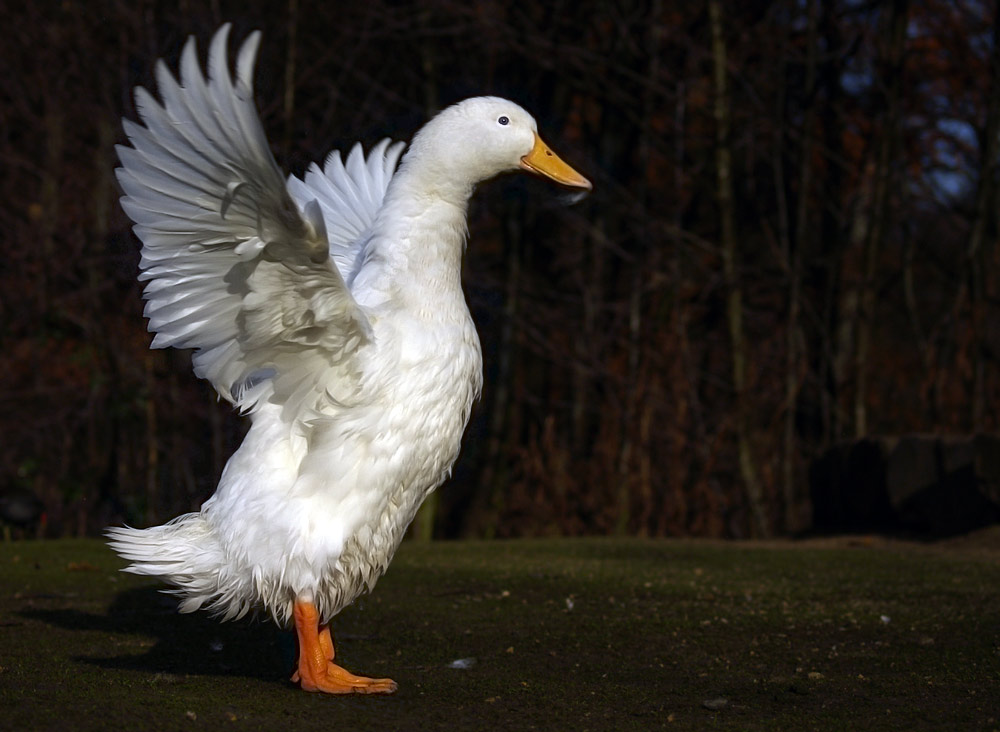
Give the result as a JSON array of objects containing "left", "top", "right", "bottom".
[{"left": 1, "top": 0, "right": 997, "bottom": 538}]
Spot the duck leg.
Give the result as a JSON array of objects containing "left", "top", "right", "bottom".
[{"left": 291, "top": 598, "right": 398, "bottom": 694}]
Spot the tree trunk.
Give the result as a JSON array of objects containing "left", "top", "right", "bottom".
[
  {"left": 709, "top": 0, "right": 769, "bottom": 537},
  {"left": 853, "top": 0, "right": 907, "bottom": 438},
  {"left": 144, "top": 352, "right": 160, "bottom": 525},
  {"left": 616, "top": 0, "right": 662, "bottom": 536},
  {"left": 466, "top": 203, "right": 523, "bottom": 539},
  {"left": 782, "top": 0, "right": 819, "bottom": 533},
  {"left": 38, "top": 102, "right": 64, "bottom": 314},
  {"left": 281, "top": 0, "right": 299, "bottom": 156},
  {"left": 965, "top": 14, "right": 1000, "bottom": 432}
]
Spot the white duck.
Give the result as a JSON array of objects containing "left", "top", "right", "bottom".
[{"left": 107, "top": 24, "right": 590, "bottom": 694}]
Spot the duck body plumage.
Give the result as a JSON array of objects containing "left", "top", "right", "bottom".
[
  {"left": 132, "top": 221, "right": 483, "bottom": 626},
  {"left": 107, "top": 25, "right": 589, "bottom": 690},
  {"left": 107, "top": 28, "right": 485, "bottom": 625}
]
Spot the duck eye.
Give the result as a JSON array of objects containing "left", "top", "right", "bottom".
[{"left": 498, "top": 116, "right": 509, "bottom": 126}]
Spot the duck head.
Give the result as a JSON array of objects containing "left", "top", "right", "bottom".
[{"left": 402, "top": 96, "right": 592, "bottom": 194}]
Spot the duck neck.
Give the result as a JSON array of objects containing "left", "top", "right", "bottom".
[{"left": 361, "top": 164, "right": 475, "bottom": 308}]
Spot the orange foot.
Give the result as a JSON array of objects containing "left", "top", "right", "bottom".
[{"left": 291, "top": 598, "right": 398, "bottom": 695}]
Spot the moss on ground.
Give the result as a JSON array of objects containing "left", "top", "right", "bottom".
[{"left": 1, "top": 534, "right": 998, "bottom": 731}]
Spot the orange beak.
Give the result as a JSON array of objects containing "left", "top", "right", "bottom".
[{"left": 519, "top": 133, "right": 592, "bottom": 190}]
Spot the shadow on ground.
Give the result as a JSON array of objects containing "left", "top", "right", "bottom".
[{"left": 21, "top": 586, "right": 291, "bottom": 682}]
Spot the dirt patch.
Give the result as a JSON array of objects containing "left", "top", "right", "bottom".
[{"left": 1, "top": 537, "right": 998, "bottom": 731}]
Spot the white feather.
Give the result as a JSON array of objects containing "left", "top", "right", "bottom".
[{"left": 107, "top": 24, "right": 585, "bottom": 627}]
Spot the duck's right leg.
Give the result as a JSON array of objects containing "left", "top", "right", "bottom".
[{"left": 290, "top": 597, "right": 398, "bottom": 695}]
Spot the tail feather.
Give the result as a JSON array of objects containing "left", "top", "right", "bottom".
[{"left": 106, "top": 512, "right": 249, "bottom": 619}]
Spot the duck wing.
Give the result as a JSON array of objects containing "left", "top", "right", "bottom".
[
  {"left": 287, "top": 138, "right": 405, "bottom": 283},
  {"left": 117, "top": 24, "right": 371, "bottom": 416}
]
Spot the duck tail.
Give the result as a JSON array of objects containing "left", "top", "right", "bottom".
[{"left": 106, "top": 513, "right": 241, "bottom": 618}]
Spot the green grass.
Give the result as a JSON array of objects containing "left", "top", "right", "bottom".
[{"left": 1, "top": 535, "right": 998, "bottom": 731}]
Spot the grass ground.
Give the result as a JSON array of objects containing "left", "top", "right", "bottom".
[{"left": 0, "top": 532, "right": 998, "bottom": 731}]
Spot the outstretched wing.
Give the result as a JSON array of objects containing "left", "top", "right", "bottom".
[
  {"left": 116, "top": 24, "right": 371, "bottom": 415},
  {"left": 287, "top": 139, "right": 405, "bottom": 283}
]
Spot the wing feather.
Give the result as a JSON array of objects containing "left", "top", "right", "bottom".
[
  {"left": 117, "top": 24, "right": 373, "bottom": 416},
  {"left": 287, "top": 139, "right": 405, "bottom": 281}
]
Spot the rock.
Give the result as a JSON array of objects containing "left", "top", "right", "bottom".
[
  {"left": 0, "top": 486, "right": 44, "bottom": 527},
  {"left": 974, "top": 434, "right": 1000, "bottom": 505},
  {"left": 809, "top": 442, "right": 852, "bottom": 532},
  {"left": 811, "top": 434, "right": 1000, "bottom": 537},
  {"left": 810, "top": 438, "right": 895, "bottom": 532},
  {"left": 885, "top": 435, "right": 938, "bottom": 514},
  {"left": 887, "top": 435, "right": 1000, "bottom": 536}
]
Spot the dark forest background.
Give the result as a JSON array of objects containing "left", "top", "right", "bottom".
[{"left": 1, "top": 0, "right": 997, "bottom": 540}]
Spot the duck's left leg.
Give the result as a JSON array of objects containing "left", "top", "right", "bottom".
[{"left": 290, "top": 598, "right": 398, "bottom": 694}]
